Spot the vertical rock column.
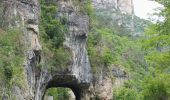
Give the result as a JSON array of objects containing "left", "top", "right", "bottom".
[
  {"left": 57, "top": 0, "right": 91, "bottom": 84},
  {"left": 56, "top": 0, "right": 92, "bottom": 99},
  {"left": 3, "top": 0, "right": 49, "bottom": 100},
  {"left": 56, "top": 0, "right": 92, "bottom": 88}
]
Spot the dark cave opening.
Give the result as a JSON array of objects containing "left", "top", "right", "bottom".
[{"left": 44, "top": 75, "right": 82, "bottom": 100}]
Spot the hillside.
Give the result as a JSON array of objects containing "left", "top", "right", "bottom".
[{"left": 0, "top": 0, "right": 169, "bottom": 100}]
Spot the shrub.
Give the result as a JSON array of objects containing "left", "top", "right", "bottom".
[
  {"left": 0, "top": 28, "right": 26, "bottom": 90},
  {"left": 46, "top": 88, "right": 70, "bottom": 100},
  {"left": 142, "top": 74, "right": 170, "bottom": 100},
  {"left": 114, "top": 87, "right": 140, "bottom": 100}
]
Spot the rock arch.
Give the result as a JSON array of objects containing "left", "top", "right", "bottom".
[
  {"left": 45, "top": 75, "right": 82, "bottom": 100},
  {"left": 2, "top": 0, "right": 114, "bottom": 100}
]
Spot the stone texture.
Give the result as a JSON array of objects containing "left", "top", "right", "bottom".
[
  {"left": 118, "top": 0, "right": 134, "bottom": 15},
  {"left": 56, "top": 0, "right": 91, "bottom": 84},
  {"left": 92, "top": 0, "right": 135, "bottom": 36},
  {"left": 92, "top": 0, "right": 134, "bottom": 15},
  {"left": 2, "top": 0, "right": 48, "bottom": 100},
  {"left": 112, "top": 66, "right": 129, "bottom": 88},
  {"left": 46, "top": 1, "right": 92, "bottom": 99},
  {"left": 69, "top": 90, "right": 76, "bottom": 100},
  {"left": 2, "top": 0, "right": 133, "bottom": 99},
  {"left": 94, "top": 75, "right": 113, "bottom": 100},
  {"left": 2, "top": 0, "right": 92, "bottom": 100}
]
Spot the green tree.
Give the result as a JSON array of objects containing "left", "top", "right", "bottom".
[{"left": 140, "top": 1, "right": 170, "bottom": 99}]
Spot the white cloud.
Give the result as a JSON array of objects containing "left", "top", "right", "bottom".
[{"left": 133, "top": 0, "right": 163, "bottom": 21}]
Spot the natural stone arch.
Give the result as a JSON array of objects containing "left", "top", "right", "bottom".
[
  {"left": 41, "top": 0, "right": 93, "bottom": 99},
  {"left": 44, "top": 74, "right": 91, "bottom": 100},
  {"left": 2, "top": 0, "right": 94, "bottom": 100}
]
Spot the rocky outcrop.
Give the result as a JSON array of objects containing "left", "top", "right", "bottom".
[
  {"left": 56, "top": 0, "right": 91, "bottom": 84},
  {"left": 46, "top": 0, "right": 92, "bottom": 99},
  {"left": 2, "top": 0, "right": 44, "bottom": 99},
  {"left": 112, "top": 66, "right": 129, "bottom": 88},
  {"left": 2, "top": 0, "right": 92, "bottom": 100},
  {"left": 93, "top": 74, "right": 113, "bottom": 100},
  {"left": 92, "top": 0, "right": 150, "bottom": 36},
  {"left": 92, "top": 0, "right": 134, "bottom": 15},
  {"left": 1, "top": 0, "right": 136, "bottom": 100},
  {"left": 117, "top": 0, "right": 134, "bottom": 15},
  {"left": 92, "top": 0, "right": 136, "bottom": 36},
  {"left": 89, "top": 1, "right": 134, "bottom": 99}
]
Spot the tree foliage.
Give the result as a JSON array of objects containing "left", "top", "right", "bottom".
[{"left": 114, "top": 1, "right": 170, "bottom": 99}]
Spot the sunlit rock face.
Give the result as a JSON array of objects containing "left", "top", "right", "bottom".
[
  {"left": 92, "top": 0, "right": 149, "bottom": 36},
  {"left": 118, "top": 0, "right": 134, "bottom": 15},
  {"left": 92, "top": 0, "right": 135, "bottom": 36},
  {"left": 47, "top": 1, "right": 92, "bottom": 99},
  {"left": 92, "top": 0, "right": 134, "bottom": 15},
  {"left": 93, "top": 74, "right": 113, "bottom": 100},
  {"left": 56, "top": 0, "right": 91, "bottom": 84},
  {"left": 92, "top": 0, "right": 117, "bottom": 10}
]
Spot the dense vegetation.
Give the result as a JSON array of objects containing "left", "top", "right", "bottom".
[
  {"left": 0, "top": 2, "right": 27, "bottom": 99},
  {"left": 0, "top": 0, "right": 169, "bottom": 99},
  {"left": 113, "top": 0, "right": 170, "bottom": 99},
  {"left": 45, "top": 88, "right": 70, "bottom": 100},
  {"left": 87, "top": 0, "right": 170, "bottom": 100},
  {"left": 0, "top": 28, "right": 27, "bottom": 99}
]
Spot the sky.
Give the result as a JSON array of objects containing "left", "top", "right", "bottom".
[{"left": 133, "top": 0, "right": 164, "bottom": 21}]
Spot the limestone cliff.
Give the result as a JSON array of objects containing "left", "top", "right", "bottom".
[
  {"left": 89, "top": 0, "right": 132, "bottom": 99},
  {"left": 2, "top": 0, "right": 47, "bottom": 99},
  {"left": 1, "top": 0, "right": 92, "bottom": 100},
  {"left": 93, "top": 0, "right": 134, "bottom": 15},
  {"left": 92, "top": 0, "right": 149, "bottom": 36},
  {"left": 0, "top": 0, "right": 148, "bottom": 100}
]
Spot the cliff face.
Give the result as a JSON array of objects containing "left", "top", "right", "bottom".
[
  {"left": 56, "top": 0, "right": 91, "bottom": 84},
  {"left": 2, "top": 0, "right": 43, "bottom": 99},
  {"left": 92, "top": 0, "right": 149, "bottom": 36},
  {"left": 90, "top": 0, "right": 134, "bottom": 99},
  {"left": 117, "top": 0, "right": 134, "bottom": 15},
  {"left": 92, "top": 0, "right": 135, "bottom": 36},
  {"left": 2, "top": 0, "right": 92, "bottom": 100},
  {"left": 1, "top": 0, "right": 145, "bottom": 100},
  {"left": 46, "top": 0, "right": 92, "bottom": 99},
  {"left": 92, "top": 0, "right": 134, "bottom": 15}
]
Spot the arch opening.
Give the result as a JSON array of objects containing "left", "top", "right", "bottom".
[
  {"left": 43, "top": 74, "right": 83, "bottom": 100},
  {"left": 44, "top": 87, "right": 76, "bottom": 100}
]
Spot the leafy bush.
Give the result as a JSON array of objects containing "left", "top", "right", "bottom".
[
  {"left": 87, "top": 27, "right": 145, "bottom": 75},
  {"left": 141, "top": 74, "right": 170, "bottom": 100},
  {"left": 46, "top": 88, "right": 70, "bottom": 100},
  {"left": 115, "top": 87, "right": 140, "bottom": 100},
  {"left": 73, "top": 0, "right": 93, "bottom": 16},
  {"left": 0, "top": 28, "right": 27, "bottom": 97},
  {"left": 40, "top": 1, "right": 67, "bottom": 48}
]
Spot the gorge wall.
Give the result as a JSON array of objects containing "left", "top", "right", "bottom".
[
  {"left": 0, "top": 0, "right": 137, "bottom": 100},
  {"left": 92, "top": 0, "right": 149, "bottom": 36},
  {"left": 1, "top": 0, "right": 92, "bottom": 100},
  {"left": 93, "top": 0, "right": 134, "bottom": 15}
]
